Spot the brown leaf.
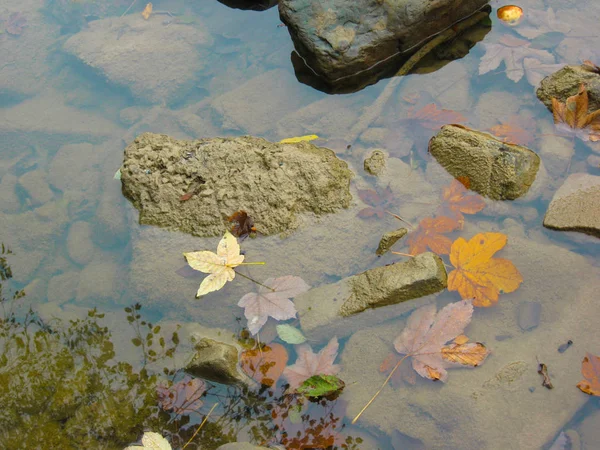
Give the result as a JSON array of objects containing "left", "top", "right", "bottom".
[
  {"left": 406, "top": 103, "right": 466, "bottom": 130},
  {"left": 448, "top": 232, "right": 523, "bottom": 307},
  {"left": 394, "top": 300, "right": 489, "bottom": 382},
  {"left": 357, "top": 185, "right": 395, "bottom": 219},
  {"left": 228, "top": 210, "right": 256, "bottom": 239},
  {"left": 577, "top": 352, "right": 600, "bottom": 396},
  {"left": 582, "top": 60, "right": 600, "bottom": 74},
  {"left": 552, "top": 84, "right": 600, "bottom": 142},
  {"left": 489, "top": 116, "right": 536, "bottom": 146},
  {"left": 406, "top": 216, "right": 460, "bottom": 255},
  {"left": 439, "top": 180, "right": 486, "bottom": 227},
  {"left": 240, "top": 343, "right": 288, "bottom": 387}
]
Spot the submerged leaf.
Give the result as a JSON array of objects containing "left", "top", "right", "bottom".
[
  {"left": 577, "top": 352, "right": 600, "bottom": 396},
  {"left": 238, "top": 276, "right": 310, "bottom": 335},
  {"left": 276, "top": 324, "right": 307, "bottom": 344},
  {"left": 439, "top": 179, "right": 486, "bottom": 226},
  {"left": 156, "top": 375, "right": 205, "bottom": 414},
  {"left": 447, "top": 232, "right": 523, "bottom": 307},
  {"left": 283, "top": 337, "right": 340, "bottom": 389},
  {"left": 406, "top": 216, "right": 460, "bottom": 255},
  {"left": 240, "top": 343, "right": 288, "bottom": 387}
]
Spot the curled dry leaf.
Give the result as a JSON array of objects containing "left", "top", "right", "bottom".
[
  {"left": 240, "top": 343, "right": 288, "bottom": 387},
  {"left": 393, "top": 300, "right": 489, "bottom": 382},
  {"left": 577, "top": 352, "right": 600, "bottom": 396},
  {"left": 227, "top": 210, "right": 256, "bottom": 239},
  {"left": 238, "top": 276, "right": 309, "bottom": 335},
  {"left": 156, "top": 375, "right": 206, "bottom": 414},
  {"left": 552, "top": 84, "right": 600, "bottom": 142},
  {"left": 439, "top": 179, "right": 486, "bottom": 226},
  {"left": 448, "top": 232, "right": 523, "bottom": 307},
  {"left": 283, "top": 337, "right": 340, "bottom": 389},
  {"left": 184, "top": 231, "right": 244, "bottom": 297},
  {"left": 406, "top": 216, "right": 460, "bottom": 255}
]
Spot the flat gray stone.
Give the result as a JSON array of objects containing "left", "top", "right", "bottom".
[
  {"left": 543, "top": 173, "right": 600, "bottom": 238},
  {"left": 429, "top": 125, "right": 540, "bottom": 200},
  {"left": 295, "top": 252, "right": 447, "bottom": 340}
]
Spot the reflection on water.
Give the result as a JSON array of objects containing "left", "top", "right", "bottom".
[{"left": 1, "top": 0, "right": 600, "bottom": 448}]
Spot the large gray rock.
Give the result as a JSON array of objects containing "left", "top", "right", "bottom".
[
  {"left": 63, "top": 15, "right": 212, "bottom": 104},
  {"left": 295, "top": 252, "right": 447, "bottom": 340},
  {"left": 543, "top": 173, "right": 600, "bottom": 238},
  {"left": 536, "top": 64, "right": 600, "bottom": 112},
  {"left": 340, "top": 231, "right": 600, "bottom": 450},
  {"left": 429, "top": 125, "right": 540, "bottom": 200},
  {"left": 121, "top": 133, "right": 353, "bottom": 237},
  {"left": 278, "top": 0, "right": 490, "bottom": 83}
]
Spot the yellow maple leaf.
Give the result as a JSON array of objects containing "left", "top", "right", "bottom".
[
  {"left": 279, "top": 134, "right": 319, "bottom": 144},
  {"left": 447, "top": 232, "right": 523, "bottom": 307},
  {"left": 141, "top": 3, "right": 153, "bottom": 20},
  {"left": 184, "top": 231, "right": 245, "bottom": 297}
]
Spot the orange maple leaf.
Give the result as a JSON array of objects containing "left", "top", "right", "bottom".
[
  {"left": 489, "top": 116, "right": 536, "bottom": 146},
  {"left": 406, "top": 216, "right": 460, "bottom": 255},
  {"left": 448, "top": 232, "right": 523, "bottom": 307},
  {"left": 552, "top": 84, "right": 600, "bottom": 142},
  {"left": 439, "top": 179, "right": 486, "bottom": 227},
  {"left": 240, "top": 343, "right": 288, "bottom": 387},
  {"left": 577, "top": 352, "right": 600, "bottom": 396}
]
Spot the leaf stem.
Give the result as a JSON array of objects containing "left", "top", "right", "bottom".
[
  {"left": 235, "top": 270, "right": 275, "bottom": 292},
  {"left": 385, "top": 211, "right": 414, "bottom": 229},
  {"left": 238, "top": 261, "right": 266, "bottom": 265},
  {"left": 351, "top": 354, "right": 408, "bottom": 424},
  {"left": 182, "top": 402, "right": 218, "bottom": 449}
]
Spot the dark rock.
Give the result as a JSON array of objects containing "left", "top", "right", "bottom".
[
  {"left": 279, "top": 0, "right": 490, "bottom": 84},
  {"left": 217, "top": 0, "right": 278, "bottom": 10},
  {"left": 517, "top": 301, "right": 541, "bottom": 331},
  {"left": 429, "top": 125, "right": 540, "bottom": 200},
  {"left": 120, "top": 133, "right": 353, "bottom": 237},
  {"left": 185, "top": 338, "right": 248, "bottom": 386},
  {"left": 376, "top": 228, "right": 407, "bottom": 256},
  {"left": 543, "top": 173, "right": 600, "bottom": 238},
  {"left": 536, "top": 65, "right": 600, "bottom": 112}
]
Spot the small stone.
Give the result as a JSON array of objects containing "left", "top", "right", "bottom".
[
  {"left": 543, "top": 173, "right": 600, "bottom": 238},
  {"left": 363, "top": 149, "right": 387, "bottom": 176},
  {"left": 375, "top": 228, "right": 407, "bottom": 255},
  {"left": 18, "top": 169, "right": 54, "bottom": 206},
  {"left": 518, "top": 301, "right": 542, "bottom": 331},
  {"left": 185, "top": 338, "right": 249, "bottom": 386},
  {"left": 429, "top": 125, "right": 540, "bottom": 200}
]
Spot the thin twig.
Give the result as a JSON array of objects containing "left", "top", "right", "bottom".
[
  {"left": 121, "top": 0, "right": 137, "bottom": 17},
  {"left": 391, "top": 251, "right": 415, "bottom": 258},
  {"left": 235, "top": 270, "right": 275, "bottom": 292},
  {"left": 182, "top": 402, "right": 219, "bottom": 449},
  {"left": 352, "top": 355, "right": 409, "bottom": 424},
  {"left": 385, "top": 211, "right": 414, "bottom": 229}
]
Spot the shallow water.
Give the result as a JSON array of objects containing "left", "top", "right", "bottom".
[{"left": 1, "top": 0, "right": 600, "bottom": 448}]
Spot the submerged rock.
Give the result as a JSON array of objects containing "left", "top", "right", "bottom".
[
  {"left": 543, "top": 173, "right": 600, "bottom": 238},
  {"left": 121, "top": 133, "right": 353, "bottom": 237},
  {"left": 185, "top": 338, "right": 250, "bottom": 386},
  {"left": 517, "top": 301, "right": 541, "bottom": 331},
  {"left": 363, "top": 149, "right": 387, "bottom": 176},
  {"left": 536, "top": 64, "right": 600, "bottom": 112},
  {"left": 278, "top": 0, "right": 489, "bottom": 83},
  {"left": 375, "top": 228, "right": 407, "bottom": 256},
  {"left": 295, "top": 252, "right": 447, "bottom": 340},
  {"left": 429, "top": 125, "right": 540, "bottom": 200}
]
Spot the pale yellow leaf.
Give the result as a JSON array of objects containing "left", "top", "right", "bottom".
[
  {"left": 279, "top": 134, "right": 319, "bottom": 144},
  {"left": 183, "top": 251, "right": 224, "bottom": 274},
  {"left": 197, "top": 269, "right": 235, "bottom": 297}
]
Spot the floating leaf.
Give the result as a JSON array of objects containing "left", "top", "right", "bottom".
[
  {"left": 184, "top": 231, "right": 245, "bottom": 297},
  {"left": 448, "top": 232, "right": 523, "bottom": 307},
  {"left": 276, "top": 324, "right": 307, "bottom": 344},
  {"left": 297, "top": 374, "right": 345, "bottom": 399},
  {"left": 238, "top": 276, "right": 310, "bottom": 335},
  {"left": 279, "top": 134, "right": 319, "bottom": 144},
  {"left": 552, "top": 84, "right": 600, "bottom": 142},
  {"left": 113, "top": 168, "right": 122, "bottom": 180},
  {"left": 141, "top": 3, "right": 153, "bottom": 20},
  {"left": 228, "top": 210, "right": 256, "bottom": 239},
  {"left": 283, "top": 337, "right": 340, "bottom": 389},
  {"left": 577, "top": 352, "right": 600, "bottom": 396},
  {"left": 406, "top": 216, "right": 460, "bottom": 255},
  {"left": 240, "top": 343, "right": 288, "bottom": 387},
  {"left": 156, "top": 375, "right": 205, "bottom": 414},
  {"left": 125, "top": 431, "right": 172, "bottom": 450}
]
